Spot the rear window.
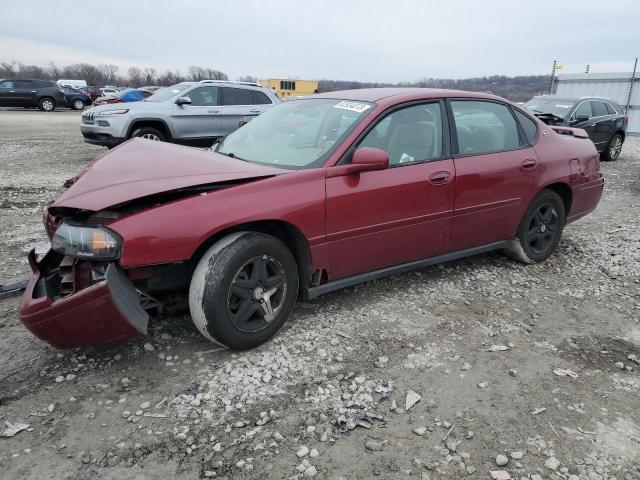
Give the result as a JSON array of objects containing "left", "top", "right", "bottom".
[
  {"left": 605, "top": 102, "right": 618, "bottom": 115},
  {"left": 514, "top": 109, "right": 538, "bottom": 145},
  {"left": 251, "top": 90, "right": 272, "bottom": 105},
  {"left": 221, "top": 87, "right": 253, "bottom": 105},
  {"left": 591, "top": 101, "right": 608, "bottom": 117}
]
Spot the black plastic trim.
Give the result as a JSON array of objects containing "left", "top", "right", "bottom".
[
  {"left": 105, "top": 264, "right": 149, "bottom": 335},
  {"left": 304, "top": 240, "right": 510, "bottom": 300}
]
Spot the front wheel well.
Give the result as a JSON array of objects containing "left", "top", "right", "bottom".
[
  {"left": 189, "top": 221, "right": 313, "bottom": 296},
  {"left": 542, "top": 183, "right": 572, "bottom": 217},
  {"left": 614, "top": 130, "right": 625, "bottom": 142},
  {"left": 127, "top": 120, "right": 172, "bottom": 140}
]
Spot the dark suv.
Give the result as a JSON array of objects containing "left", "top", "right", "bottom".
[
  {"left": 524, "top": 95, "right": 628, "bottom": 161},
  {"left": 0, "top": 78, "right": 67, "bottom": 112}
]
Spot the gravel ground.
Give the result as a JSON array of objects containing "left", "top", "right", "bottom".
[{"left": 0, "top": 109, "right": 639, "bottom": 480}]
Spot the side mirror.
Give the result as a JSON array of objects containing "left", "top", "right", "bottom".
[
  {"left": 328, "top": 147, "right": 389, "bottom": 177},
  {"left": 175, "top": 96, "right": 192, "bottom": 106}
]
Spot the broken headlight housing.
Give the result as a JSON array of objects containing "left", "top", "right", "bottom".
[{"left": 51, "top": 222, "right": 122, "bottom": 260}]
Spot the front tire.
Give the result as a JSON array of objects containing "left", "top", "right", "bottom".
[
  {"left": 602, "top": 133, "right": 623, "bottom": 161},
  {"left": 189, "top": 232, "right": 299, "bottom": 349},
  {"left": 505, "top": 190, "right": 565, "bottom": 264},
  {"left": 131, "top": 127, "right": 165, "bottom": 142},
  {"left": 72, "top": 99, "right": 85, "bottom": 110},
  {"left": 38, "top": 97, "right": 55, "bottom": 112}
]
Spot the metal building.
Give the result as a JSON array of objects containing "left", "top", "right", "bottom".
[{"left": 555, "top": 72, "right": 639, "bottom": 135}]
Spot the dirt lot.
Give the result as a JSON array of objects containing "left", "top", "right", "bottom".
[{"left": 1, "top": 109, "right": 639, "bottom": 480}]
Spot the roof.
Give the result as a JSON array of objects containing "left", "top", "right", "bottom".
[
  {"left": 532, "top": 94, "right": 616, "bottom": 103},
  {"left": 313, "top": 87, "right": 507, "bottom": 103}
]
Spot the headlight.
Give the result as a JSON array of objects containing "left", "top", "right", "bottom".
[
  {"left": 51, "top": 222, "right": 122, "bottom": 260},
  {"left": 98, "top": 109, "right": 129, "bottom": 115}
]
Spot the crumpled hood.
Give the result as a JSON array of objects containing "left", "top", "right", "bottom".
[{"left": 53, "top": 138, "right": 290, "bottom": 211}]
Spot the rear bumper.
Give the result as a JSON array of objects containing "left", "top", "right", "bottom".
[
  {"left": 567, "top": 173, "right": 605, "bottom": 224},
  {"left": 19, "top": 250, "right": 148, "bottom": 349}
]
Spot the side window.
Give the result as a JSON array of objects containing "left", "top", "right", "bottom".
[
  {"left": 359, "top": 102, "right": 443, "bottom": 165},
  {"left": 251, "top": 90, "right": 272, "bottom": 105},
  {"left": 0, "top": 80, "right": 14, "bottom": 88},
  {"left": 15, "top": 80, "right": 32, "bottom": 89},
  {"left": 591, "top": 101, "right": 608, "bottom": 117},
  {"left": 514, "top": 109, "right": 538, "bottom": 145},
  {"left": 605, "top": 103, "right": 618, "bottom": 115},
  {"left": 450, "top": 100, "right": 520, "bottom": 155},
  {"left": 573, "top": 101, "right": 592, "bottom": 119},
  {"left": 187, "top": 86, "right": 219, "bottom": 106},
  {"left": 221, "top": 87, "right": 253, "bottom": 105}
]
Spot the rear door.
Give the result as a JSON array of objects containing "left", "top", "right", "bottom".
[
  {"left": 325, "top": 101, "right": 455, "bottom": 279},
  {"left": 219, "top": 87, "right": 261, "bottom": 135},
  {"left": 171, "top": 86, "right": 222, "bottom": 140},
  {"left": 590, "top": 100, "right": 616, "bottom": 147},
  {"left": 448, "top": 99, "right": 542, "bottom": 251},
  {"left": 13, "top": 79, "right": 36, "bottom": 106},
  {"left": 0, "top": 79, "right": 16, "bottom": 106}
]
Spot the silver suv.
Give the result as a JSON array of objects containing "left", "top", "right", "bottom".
[{"left": 80, "top": 80, "right": 281, "bottom": 148}]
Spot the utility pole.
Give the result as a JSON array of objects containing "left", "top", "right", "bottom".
[
  {"left": 585, "top": 64, "right": 590, "bottom": 74},
  {"left": 625, "top": 57, "right": 638, "bottom": 114},
  {"left": 548, "top": 60, "right": 557, "bottom": 94}
]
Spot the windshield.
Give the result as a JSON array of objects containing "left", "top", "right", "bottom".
[
  {"left": 145, "top": 83, "right": 191, "bottom": 102},
  {"left": 523, "top": 98, "right": 575, "bottom": 118},
  {"left": 215, "top": 98, "right": 373, "bottom": 169}
]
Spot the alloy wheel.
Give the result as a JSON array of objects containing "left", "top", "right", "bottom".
[
  {"left": 42, "top": 100, "right": 54, "bottom": 111},
  {"left": 609, "top": 136, "right": 622, "bottom": 160},
  {"left": 140, "top": 133, "right": 160, "bottom": 141},
  {"left": 527, "top": 203, "right": 559, "bottom": 254},
  {"left": 227, "top": 255, "right": 287, "bottom": 333},
  {"left": 74, "top": 100, "right": 84, "bottom": 110}
]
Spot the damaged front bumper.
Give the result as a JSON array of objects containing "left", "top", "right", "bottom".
[{"left": 19, "top": 249, "right": 148, "bottom": 349}]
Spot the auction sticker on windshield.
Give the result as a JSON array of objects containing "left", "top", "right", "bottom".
[{"left": 334, "top": 101, "right": 372, "bottom": 113}]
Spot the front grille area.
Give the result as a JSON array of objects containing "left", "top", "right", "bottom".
[{"left": 81, "top": 111, "right": 95, "bottom": 124}]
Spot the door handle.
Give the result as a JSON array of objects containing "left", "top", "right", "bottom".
[
  {"left": 520, "top": 158, "right": 538, "bottom": 171},
  {"left": 208, "top": 110, "right": 220, "bottom": 114},
  {"left": 429, "top": 171, "right": 452, "bottom": 185},
  {"left": 249, "top": 109, "right": 260, "bottom": 114},
  {"left": 30, "top": 90, "right": 37, "bottom": 93},
  {"left": 9, "top": 90, "right": 15, "bottom": 93},
  {"left": 589, "top": 124, "right": 596, "bottom": 127}
]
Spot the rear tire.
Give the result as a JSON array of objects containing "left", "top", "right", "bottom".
[
  {"left": 131, "top": 127, "right": 165, "bottom": 142},
  {"left": 72, "top": 99, "right": 85, "bottom": 110},
  {"left": 189, "top": 232, "right": 299, "bottom": 349},
  {"left": 38, "top": 97, "right": 55, "bottom": 112},
  {"left": 504, "top": 189, "right": 565, "bottom": 264},
  {"left": 602, "top": 133, "right": 623, "bottom": 161}
]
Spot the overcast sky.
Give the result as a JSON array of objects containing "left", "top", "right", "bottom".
[{"left": 1, "top": 0, "right": 638, "bottom": 82}]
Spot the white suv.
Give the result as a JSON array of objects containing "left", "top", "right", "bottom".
[{"left": 80, "top": 80, "right": 281, "bottom": 148}]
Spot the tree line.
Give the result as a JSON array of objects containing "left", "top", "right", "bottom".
[{"left": 0, "top": 60, "right": 548, "bottom": 100}]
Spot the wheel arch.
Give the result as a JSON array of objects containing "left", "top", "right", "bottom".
[
  {"left": 614, "top": 130, "right": 626, "bottom": 142},
  {"left": 189, "top": 220, "right": 313, "bottom": 297},
  {"left": 539, "top": 182, "right": 572, "bottom": 218},
  {"left": 127, "top": 118, "right": 173, "bottom": 141}
]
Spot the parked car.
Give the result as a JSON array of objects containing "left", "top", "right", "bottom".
[
  {"left": 57, "top": 79, "right": 87, "bottom": 90},
  {"left": 99, "top": 87, "right": 119, "bottom": 97},
  {"left": 61, "top": 85, "right": 92, "bottom": 110},
  {"left": 93, "top": 88, "right": 153, "bottom": 106},
  {"left": 0, "top": 78, "right": 66, "bottom": 111},
  {"left": 21, "top": 88, "right": 604, "bottom": 350},
  {"left": 142, "top": 85, "right": 162, "bottom": 92},
  {"left": 523, "top": 95, "right": 628, "bottom": 161},
  {"left": 82, "top": 86, "right": 104, "bottom": 102},
  {"left": 80, "top": 80, "right": 280, "bottom": 147}
]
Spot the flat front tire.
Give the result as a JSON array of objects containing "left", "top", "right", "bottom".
[
  {"left": 505, "top": 189, "right": 565, "bottom": 264},
  {"left": 189, "top": 232, "right": 299, "bottom": 349}
]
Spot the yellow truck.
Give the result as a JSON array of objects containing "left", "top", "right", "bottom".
[{"left": 258, "top": 79, "right": 318, "bottom": 98}]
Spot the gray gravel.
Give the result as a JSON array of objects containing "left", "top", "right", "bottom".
[{"left": 1, "top": 110, "right": 639, "bottom": 479}]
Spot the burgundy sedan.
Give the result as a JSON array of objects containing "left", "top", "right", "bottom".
[{"left": 20, "top": 88, "right": 604, "bottom": 349}]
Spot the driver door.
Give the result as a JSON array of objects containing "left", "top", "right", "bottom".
[
  {"left": 171, "top": 86, "right": 222, "bottom": 141},
  {"left": 325, "top": 101, "right": 455, "bottom": 280}
]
